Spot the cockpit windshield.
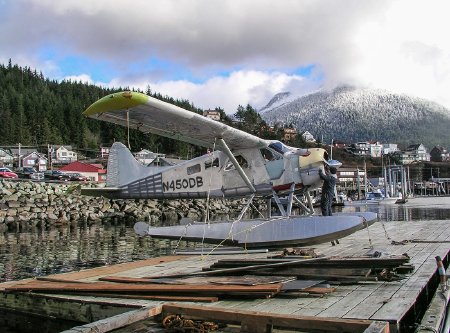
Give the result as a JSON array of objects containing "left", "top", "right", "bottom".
[{"left": 268, "top": 141, "right": 291, "bottom": 155}]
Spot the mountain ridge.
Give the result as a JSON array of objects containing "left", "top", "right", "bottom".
[{"left": 259, "top": 86, "right": 450, "bottom": 149}]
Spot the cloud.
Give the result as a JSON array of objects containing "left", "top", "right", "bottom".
[
  {"left": 1, "top": 0, "right": 450, "bottom": 110},
  {"left": 64, "top": 73, "right": 94, "bottom": 84},
  {"left": 106, "top": 70, "right": 314, "bottom": 113}
]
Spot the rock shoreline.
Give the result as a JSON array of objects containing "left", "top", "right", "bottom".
[{"left": 0, "top": 180, "right": 266, "bottom": 232}]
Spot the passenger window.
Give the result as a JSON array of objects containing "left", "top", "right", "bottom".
[{"left": 187, "top": 164, "right": 201, "bottom": 175}]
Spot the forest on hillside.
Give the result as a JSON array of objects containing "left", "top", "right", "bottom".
[
  {"left": 0, "top": 61, "right": 201, "bottom": 157},
  {"left": 0, "top": 61, "right": 292, "bottom": 158}
]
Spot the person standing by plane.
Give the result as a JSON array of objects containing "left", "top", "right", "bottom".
[{"left": 319, "top": 166, "right": 337, "bottom": 216}]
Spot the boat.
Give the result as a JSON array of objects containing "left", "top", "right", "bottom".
[{"left": 346, "top": 189, "right": 401, "bottom": 206}]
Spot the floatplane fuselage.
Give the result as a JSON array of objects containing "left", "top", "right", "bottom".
[{"left": 83, "top": 140, "right": 332, "bottom": 202}]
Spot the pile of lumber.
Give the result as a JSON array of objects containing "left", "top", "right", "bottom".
[
  {"left": 4, "top": 252, "right": 413, "bottom": 302},
  {"left": 4, "top": 275, "right": 335, "bottom": 301}
]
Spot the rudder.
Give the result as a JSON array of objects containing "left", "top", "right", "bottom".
[{"left": 106, "top": 142, "right": 148, "bottom": 187}]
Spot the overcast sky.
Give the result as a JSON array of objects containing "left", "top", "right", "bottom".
[{"left": 1, "top": 0, "right": 449, "bottom": 113}]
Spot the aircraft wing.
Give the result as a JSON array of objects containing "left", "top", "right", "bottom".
[{"left": 83, "top": 91, "right": 268, "bottom": 150}]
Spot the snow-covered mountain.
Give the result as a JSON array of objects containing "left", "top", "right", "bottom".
[{"left": 259, "top": 86, "right": 450, "bottom": 149}]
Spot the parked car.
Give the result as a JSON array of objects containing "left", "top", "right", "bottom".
[
  {"left": 0, "top": 167, "right": 18, "bottom": 179},
  {"left": 16, "top": 167, "right": 45, "bottom": 181},
  {"left": 44, "top": 170, "right": 71, "bottom": 181},
  {"left": 66, "top": 172, "right": 89, "bottom": 181}
]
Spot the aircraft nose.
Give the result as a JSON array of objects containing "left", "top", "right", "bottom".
[{"left": 325, "top": 159, "right": 342, "bottom": 168}]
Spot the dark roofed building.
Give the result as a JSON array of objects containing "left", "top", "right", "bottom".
[{"left": 430, "top": 145, "right": 450, "bottom": 162}]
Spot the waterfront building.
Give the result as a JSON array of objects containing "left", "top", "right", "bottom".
[
  {"left": 382, "top": 143, "right": 399, "bottom": 155},
  {"left": 134, "top": 149, "right": 166, "bottom": 166},
  {"left": 391, "top": 143, "right": 430, "bottom": 164},
  {"left": 203, "top": 109, "right": 221, "bottom": 121},
  {"left": 430, "top": 145, "right": 450, "bottom": 162},
  {"left": 59, "top": 161, "right": 106, "bottom": 181},
  {"left": 21, "top": 151, "right": 48, "bottom": 171},
  {"left": 100, "top": 145, "right": 111, "bottom": 159},
  {"left": 369, "top": 141, "right": 383, "bottom": 157},
  {"left": 301, "top": 130, "right": 316, "bottom": 143},
  {"left": 0, "top": 148, "right": 14, "bottom": 167},
  {"left": 50, "top": 145, "right": 78, "bottom": 164},
  {"left": 348, "top": 142, "right": 370, "bottom": 156},
  {"left": 282, "top": 127, "right": 297, "bottom": 142}
]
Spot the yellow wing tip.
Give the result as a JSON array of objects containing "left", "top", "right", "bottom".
[{"left": 83, "top": 91, "right": 149, "bottom": 116}]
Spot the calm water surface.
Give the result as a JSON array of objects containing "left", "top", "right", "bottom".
[
  {"left": 0, "top": 220, "right": 197, "bottom": 283},
  {"left": 1, "top": 197, "right": 450, "bottom": 332}
]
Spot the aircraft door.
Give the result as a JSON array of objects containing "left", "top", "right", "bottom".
[
  {"left": 261, "top": 148, "right": 284, "bottom": 180},
  {"left": 223, "top": 154, "right": 251, "bottom": 189}
]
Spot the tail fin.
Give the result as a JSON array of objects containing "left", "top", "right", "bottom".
[{"left": 106, "top": 142, "right": 147, "bottom": 187}]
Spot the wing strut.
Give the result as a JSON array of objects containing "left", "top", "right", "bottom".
[{"left": 218, "top": 138, "right": 256, "bottom": 193}]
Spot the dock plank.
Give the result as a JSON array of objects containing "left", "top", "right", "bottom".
[{"left": 319, "top": 284, "right": 384, "bottom": 318}]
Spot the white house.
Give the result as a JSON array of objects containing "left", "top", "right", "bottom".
[
  {"left": 406, "top": 144, "right": 429, "bottom": 162},
  {"left": 0, "top": 148, "right": 14, "bottom": 167},
  {"left": 351, "top": 142, "right": 371, "bottom": 156},
  {"left": 369, "top": 142, "right": 383, "bottom": 158},
  {"left": 203, "top": 110, "right": 221, "bottom": 121},
  {"left": 53, "top": 146, "right": 77, "bottom": 164},
  {"left": 100, "top": 145, "right": 110, "bottom": 159},
  {"left": 392, "top": 143, "right": 430, "bottom": 164},
  {"left": 134, "top": 149, "right": 165, "bottom": 165},
  {"left": 301, "top": 131, "right": 316, "bottom": 143},
  {"left": 382, "top": 143, "right": 399, "bottom": 155}
]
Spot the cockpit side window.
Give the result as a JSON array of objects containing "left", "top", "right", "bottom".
[{"left": 260, "top": 148, "right": 282, "bottom": 162}]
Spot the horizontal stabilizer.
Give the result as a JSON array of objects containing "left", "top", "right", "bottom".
[{"left": 80, "top": 187, "right": 121, "bottom": 197}]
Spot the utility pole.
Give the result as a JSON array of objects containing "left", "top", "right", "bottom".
[
  {"left": 47, "top": 144, "right": 53, "bottom": 170},
  {"left": 18, "top": 143, "right": 21, "bottom": 168},
  {"left": 330, "top": 138, "right": 333, "bottom": 160}
]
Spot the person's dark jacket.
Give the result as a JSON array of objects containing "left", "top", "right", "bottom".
[{"left": 319, "top": 169, "right": 337, "bottom": 196}]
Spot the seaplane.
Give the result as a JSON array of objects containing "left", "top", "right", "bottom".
[{"left": 81, "top": 91, "right": 377, "bottom": 248}]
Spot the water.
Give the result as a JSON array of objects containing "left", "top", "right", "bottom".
[
  {"left": 0, "top": 220, "right": 197, "bottom": 283},
  {"left": 0, "top": 220, "right": 201, "bottom": 332},
  {"left": 337, "top": 196, "right": 450, "bottom": 221},
  {"left": 1, "top": 197, "right": 450, "bottom": 332}
]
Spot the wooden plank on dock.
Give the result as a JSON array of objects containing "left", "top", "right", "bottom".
[
  {"left": 61, "top": 305, "right": 162, "bottom": 333},
  {"left": 5, "top": 280, "right": 282, "bottom": 298},
  {"left": 54, "top": 292, "right": 219, "bottom": 303},
  {"left": 161, "top": 303, "right": 390, "bottom": 333},
  {"left": 48, "top": 256, "right": 186, "bottom": 281},
  {"left": 0, "top": 256, "right": 186, "bottom": 291},
  {"left": 98, "top": 275, "right": 295, "bottom": 286}
]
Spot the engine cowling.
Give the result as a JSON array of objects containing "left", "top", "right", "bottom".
[{"left": 298, "top": 148, "right": 329, "bottom": 188}]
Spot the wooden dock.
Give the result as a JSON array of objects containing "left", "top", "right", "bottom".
[{"left": 1, "top": 215, "right": 449, "bottom": 332}]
